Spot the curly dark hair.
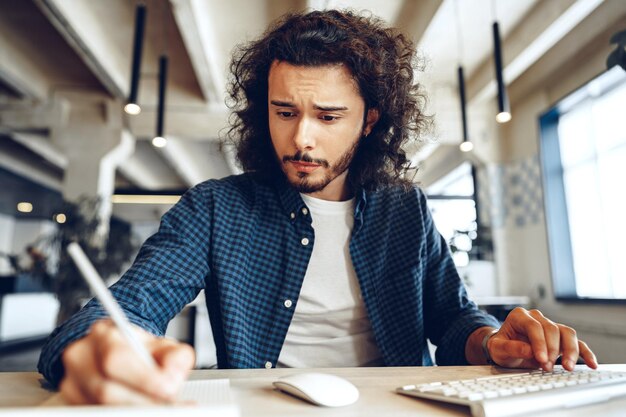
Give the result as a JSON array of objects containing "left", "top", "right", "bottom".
[{"left": 224, "top": 9, "right": 430, "bottom": 191}]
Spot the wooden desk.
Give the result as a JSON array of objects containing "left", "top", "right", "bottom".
[{"left": 1, "top": 365, "right": 626, "bottom": 416}]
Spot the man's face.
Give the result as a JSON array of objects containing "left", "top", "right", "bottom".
[{"left": 268, "top": 61, "right": 377, "bottom": 201}]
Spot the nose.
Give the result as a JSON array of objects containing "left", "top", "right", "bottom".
[{"left": 293, "top": 117, "right": 315, "bottom": 151}]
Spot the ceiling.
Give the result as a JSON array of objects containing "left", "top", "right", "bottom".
[{"left": 0, "top": 0, "right": 619, "bottom": 222}]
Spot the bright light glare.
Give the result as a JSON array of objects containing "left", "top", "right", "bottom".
[
  {"left": 17, "top": 202, "right": 33, "bottom": 213},
  {"left": 112, "top": 195, "right": 181, "bottom": 204},
  {"left": 152, "top": 136, "right": 167, "bottom": 148},
  {"left": 459, "top": 141, "right": 474, "bottom": 152},
  {"left": 124, "top": 103, "right": 141, "bottom": 115},
  {"left": 496, "top": 112, "right": 512, "bottom": 123},
  {"left": 55, "top": 213, "right": 67, "bottom": 224}
]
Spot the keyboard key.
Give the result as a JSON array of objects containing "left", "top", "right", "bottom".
[
  {"left": 497, "top": 388, "right": 513, "bottom": 396},
  {"left": 466, "top": 393, "right": 484, "bottom": 401}
]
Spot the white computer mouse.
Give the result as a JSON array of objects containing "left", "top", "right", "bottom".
[{"left": 273, "top": 372, "right": 359, "bottom": 407}]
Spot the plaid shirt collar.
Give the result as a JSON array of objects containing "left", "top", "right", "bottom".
[{"left": 274, "top": 176, "right": 368, "bottom": 230}]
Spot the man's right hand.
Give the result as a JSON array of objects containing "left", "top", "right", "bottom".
[{"left": 60, "top": 319, "right": 195, "bottom": 405}]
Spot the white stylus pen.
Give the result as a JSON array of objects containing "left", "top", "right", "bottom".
[{"left": 67, "top": 242, "right": 157, "bottom": 368}]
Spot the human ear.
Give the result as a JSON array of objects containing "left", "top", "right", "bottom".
[{"left": 363, "top": 108, "right": 380, "bottom": 136}]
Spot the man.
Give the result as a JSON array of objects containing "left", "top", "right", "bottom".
[{"left": 38, "top": 10, "right": 597, "bottom": 404}]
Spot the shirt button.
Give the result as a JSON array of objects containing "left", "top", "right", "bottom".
[
  {"left": 301, "top": 237, "right": 309, "bottom": 246},
  {"left": 301, "top": 207, "right": 309, "bottom": 215},
  {"left": 284, "top": 299, "right": 292, "bottom": 308},
  {"left": 290, "top": 212, "right": 295, "bottom": 219},
  {"left": 265, "top": 361, "right": 273, "bottom": 369}
]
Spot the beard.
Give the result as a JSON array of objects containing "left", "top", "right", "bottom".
[{"left": 281, "top": 139, "right": 359, "bottom": 194}]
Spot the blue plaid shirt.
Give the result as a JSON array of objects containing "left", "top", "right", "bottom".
[{"left": 38, "top": 173, "right": 499, "bottom": 386}]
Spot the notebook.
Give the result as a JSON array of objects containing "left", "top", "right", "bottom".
[{"left": 0, "top": 378, "right": 239, "bottom": 416}]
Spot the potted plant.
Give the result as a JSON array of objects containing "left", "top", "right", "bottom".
[{"left": 41, "top": 196, "right": 138, "bottom": 324}]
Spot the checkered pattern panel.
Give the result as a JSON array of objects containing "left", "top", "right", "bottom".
[{"left": 478, "top": 155, "right": 544, "bottom": 229}]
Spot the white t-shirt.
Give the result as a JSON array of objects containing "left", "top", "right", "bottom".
[{"left": 277, "top": 193, "right": 383, "bottom": 368}]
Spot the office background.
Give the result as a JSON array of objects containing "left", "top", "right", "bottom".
[{"left": 0, "top": 0, "right": 625, "bottom": 370}]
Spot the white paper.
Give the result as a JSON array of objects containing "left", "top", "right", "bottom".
[
  {"left": 179, "top": 378, "right": 235, "bottom": 405},
  {"left": 1, "top": 379, "right": 239, "bottom": 416}
]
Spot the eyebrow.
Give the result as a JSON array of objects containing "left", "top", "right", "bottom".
[{"left": 270, "top": 100, "right": 348, "bottom": 112}]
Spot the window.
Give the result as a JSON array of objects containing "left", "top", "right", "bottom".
[
  {"left": 539, "top": 66, "right": 626, "bottom": 301},
  {"left": 426, "top": 162, "right": 479, "bottom": 267}
]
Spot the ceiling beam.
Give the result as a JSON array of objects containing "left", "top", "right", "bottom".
[
  {"left": 0, "top": 140, "right": 62, "bottom": 191},
  {"left": 37, "top": 0, "right": 235, "bottom": 187},
  {"left": 33, "top": 0, "right": 128, "bottom": 98},
  {"left": 1, "top": 101, "right": 171, "bottom": 190},
  {"left": 509, "top": 0, "right": 626, "bottom": 104},
  {"left": 414, "top": 144, "right": 465, "bottom": 189},
  {"left": 129, "top": 107, "right": 229, "bottom": 141},
  {"left": 466, "top": 0, "right": 604, "bottom": 104},
  {"left": 395, "top": 0, "right": 444, "bottom": 46},
  {"left": 170, "top": 0, "right": 226, "bottom": 104},
  {"left": 0, "top": 9, "right": 51, "bottom": 100},
  {"left": 10, "top": 133, "right": 67, "bottom": 170},
  {"left": 117, "top": 153, "right": 175, "bottom": 190},
  {"left": 155, "top": 138, "right": 230, "bottom": 186}
]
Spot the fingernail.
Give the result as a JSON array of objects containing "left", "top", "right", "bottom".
[{"left": 545, "top": 361, "right": 553, "bottom": 371}]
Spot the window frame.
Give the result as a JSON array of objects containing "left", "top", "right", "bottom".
[{"left": 538, "top": 67, "right": 626, "bottom": 304}]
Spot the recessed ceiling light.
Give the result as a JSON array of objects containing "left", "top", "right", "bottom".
[{"left": 55, "top": 213, "right": 67, "bottom": 224}]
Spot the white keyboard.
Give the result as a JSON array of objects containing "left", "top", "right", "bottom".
[{"left": 397, "top": 368, "right": 626, "bottom": 417}]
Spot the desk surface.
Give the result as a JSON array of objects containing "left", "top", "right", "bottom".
[{"left": 1, "top": 365, "right": 626, "bottom": 416}]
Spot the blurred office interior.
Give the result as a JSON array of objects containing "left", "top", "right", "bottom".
[{"left": 0, "top": 0, "right": 625, "bottom": 371}]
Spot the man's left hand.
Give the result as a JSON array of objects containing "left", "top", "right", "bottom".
[{"left": 486, "top": 307, "right": 598, "bottom": 371}]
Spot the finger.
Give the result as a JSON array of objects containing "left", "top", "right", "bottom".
[
  {"left": 63, "top": 337, "right": 106, "bottom": 403},
  {"left": 151, "top": 339, "right": 195, "bottom": 385},
  {"left": 529, "top": 310, "right": 561, "bottom": 370},
  {"left": 70, "top": 363, "right": 163, "bottom": 405},
  {"left": 59, "top": 377, "right": 88, "bottom": 405},
  {"left": 87, "top": 380, "right": 164, "bottom": 405},
  {"left": 508, "top": 309, "right": 549, "bottom": 364},
  {"left": 578, "top": 340, "right": 598, "bottom": 369},
  {"left": 68, "top": 340, "right": 163, "bottom": 405},
  {"left": 92, "top": 321, "right": 177, "bottom": 401},
  {"left": 557, "top": 324, "right": 579, "bottom": 371}
]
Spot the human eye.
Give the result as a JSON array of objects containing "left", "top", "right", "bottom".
[
  {"left": 319, "top": 114, "right": 340, "bottom": 122},
  {"left": 277, "top": 111, "right": 296, "bottom": 119}
]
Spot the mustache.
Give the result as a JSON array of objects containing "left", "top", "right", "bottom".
[{"left": 282, "top": 151, "right": 330, "bottom": 168}]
